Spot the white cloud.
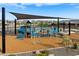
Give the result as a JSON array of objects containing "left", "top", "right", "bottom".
[
  {"left": 1, "top": 3, "right": 79, "bottom": 9},
  {"left": 69, "top": 3, "right": 79, "bottom": 6},
  {"left": 34, "top": 3, "right": 62, "bottom": 7},
  {"left": 8, "top": 3, "right": 26, "bottom": 9},
  {"left": 0, "top": 3, "right": 63, "bottom": 9},
  {"left": 35, "top": 3, "right": 43, "bottom": 7},
  {"left": 20, "top": 3, "right": 33, "bottom": 5},
  {"left": 19, "top": 3, "right": 62, "bottom": 7},
  {"left": 74, "top": 6, "right": 79, "bottom": 8},
  {"left": 69, "top": 3, "right": 76, "bottom": 6},
  {"left": 69, "top": 3, "right": 79, "bottom": 8},
  {"left": 0, "top": 3, "right": 26, "bottom": 9}
]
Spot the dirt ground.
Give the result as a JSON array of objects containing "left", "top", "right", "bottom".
[{"left": 0, "top": 33, "right": 79, "bottom": 54}]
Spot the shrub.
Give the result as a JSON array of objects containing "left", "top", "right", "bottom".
[
  {"left": 35, "top": 50, "right": 49, "bottom": 56},
  {"left": 36, "top": 53, "right": 48, "bottom": 56},
  {"left": 8, "top": 54, "right": 16, "bottom": 56}
]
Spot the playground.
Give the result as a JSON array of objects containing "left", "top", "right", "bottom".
[
  {"left": 0, "top": 25, "right": 62, "bottom": 53},
  {"left": 0, "top": 7, "right": 79, "bottom": 56}
]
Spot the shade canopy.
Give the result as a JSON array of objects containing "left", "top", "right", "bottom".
[{"left": 10, "top": 12, "right": 70, "bottom": 19}]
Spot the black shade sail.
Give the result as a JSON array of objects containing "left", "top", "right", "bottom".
[{"left": 10, "top": 12, "right": 70, "bottom": 19}]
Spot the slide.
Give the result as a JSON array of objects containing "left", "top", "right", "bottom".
[{"left": 17, "top": 26, "right": 26, "bottom": 40}]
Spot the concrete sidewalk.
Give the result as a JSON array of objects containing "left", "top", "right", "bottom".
[{"left": 1, "top": 47, "right": 79, "bottom": 56}]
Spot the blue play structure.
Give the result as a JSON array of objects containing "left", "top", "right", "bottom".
[
  {"left": 31, "top": 27, "right": 41, "bottom": 37},
  {"left": 48, "top": 27, "right": 58, "bottom": 36},
  {"left": 31, "top": 27, "right": 59, "bottom": 37},
  {"left": 17, "top": 26, "right": 59, "bottom": 39},
  {"left": 17, "top": 26, "right": 26, "bottom": 40}
]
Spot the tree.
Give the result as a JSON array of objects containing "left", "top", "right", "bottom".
[{"left": 38, "top": 21, "right": 49, "bottom": 27}]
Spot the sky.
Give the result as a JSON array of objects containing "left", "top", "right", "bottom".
[{"left": 0, "top": 3, "right": 79, "bottom": 21}]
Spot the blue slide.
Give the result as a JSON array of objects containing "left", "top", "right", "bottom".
[{"left": 17, "top": 26, "right": 26, "bottom": 40}]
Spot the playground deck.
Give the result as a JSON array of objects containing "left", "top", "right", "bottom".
[{"left": 0, "top": 33, "right": 79, "bottom": 54}]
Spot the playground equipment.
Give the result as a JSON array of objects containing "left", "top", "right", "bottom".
[
  {"left": 48, "top": 27, "right": 59, "bottom": 36},
  {"left": 17, "top": 26, "right": 32, "bottom": 39},
  {"left": 17, "top": 26, "right": 26, "bottom": 39},
  {"left": 17, "top": 26, "right": 59, "bottom": 39}
]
